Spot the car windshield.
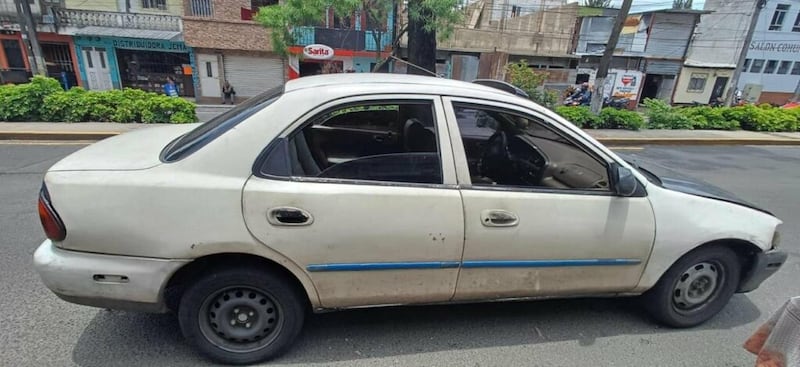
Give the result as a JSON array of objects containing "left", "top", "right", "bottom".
[{"left": 161, "top": 86, "right": 284, "bottom": 162}]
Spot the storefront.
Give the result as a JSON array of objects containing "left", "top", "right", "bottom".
[
  {"left": 73, "top": 35, "right": 194, "bottom": 96},
  {"left": 673, "top": 66, "right": 734, "bottom": 105},
  {"left": 0, "top": 31, "right": 80, "bottom": 88},
  {"left": 287, "top": 44, "right": 389, "bottom": 80}
]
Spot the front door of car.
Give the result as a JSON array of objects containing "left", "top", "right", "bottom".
[
  {"left": 442, "top": 97, "right": 656, "bottom": 301},
  {"left": 242, "top": 95, "right": 464, "bottom": 308}
]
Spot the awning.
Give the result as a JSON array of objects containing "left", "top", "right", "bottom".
[{"left": 72, "top": 26, "right": 182, "bottom": 42}]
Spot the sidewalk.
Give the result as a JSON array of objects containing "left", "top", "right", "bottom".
[{"left": 1, "top": 122, "right": 800, "bottom": 145}]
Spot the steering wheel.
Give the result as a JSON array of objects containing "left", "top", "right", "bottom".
[{"left": 479, "top": 131, "right": 511, "bottom": 183}]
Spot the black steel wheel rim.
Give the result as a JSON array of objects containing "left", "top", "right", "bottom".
[
  {"left": 198, "top": 286, "right": 284, "bottom": 353},
  {"left": 671, "top": 260, "right": 726, "bottom": 315}
]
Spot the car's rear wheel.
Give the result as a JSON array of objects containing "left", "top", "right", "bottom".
[
  {"left": 642, "top": 245, "right": 741, "bottom": 328},
  {"left": 178, "top": 267, "right": 305, "bottom": 365}
]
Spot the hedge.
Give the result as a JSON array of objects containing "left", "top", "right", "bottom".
[
  {"left": 555, "top": 99, "right": 799, "bottom": 132},
  {"left": 555, "top": 106, "right": 645, "bottom": 130},
  {"left": 0, "top": 76, "right": 197, "bottom": 124},
  {"left": 642, "top": 98, "right": 798, "bottom": 132}
]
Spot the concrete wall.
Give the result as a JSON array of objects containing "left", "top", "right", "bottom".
[
  {"left": 0, "top": 0, "right": 43, "bottom": 17},
  {"left": 439, "top": 3, "right": 579, "bottom": 57},
  {"left": 684, "top": 0, "right": 754, "bottom": 67},
  {"left": 182, "top": 0, "right": 273, "bottom": 51},
  {"left": 673, "top": 66, "right": 735, "bottom": 104}
]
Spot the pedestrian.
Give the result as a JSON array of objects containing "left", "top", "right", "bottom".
[
  {"left": 734, "top": 88, "right": 743, "bottom": 105},
  {"left": 164, "top": 76, "right": 179, "bottom": 97},
  {"left": 222, "top": 81, "right": 236, "bottom": 104}
]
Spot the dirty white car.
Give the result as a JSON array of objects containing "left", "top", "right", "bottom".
[{"left": 34, "top": 74, "right": 786, "bottom": 365}]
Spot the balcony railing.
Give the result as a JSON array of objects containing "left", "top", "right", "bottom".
[
  {"left": 293, "top": 27, "right": 392, "bottom": 52},
  {"left": 55, "top": 9, "right": 182, "bottom": 31}
]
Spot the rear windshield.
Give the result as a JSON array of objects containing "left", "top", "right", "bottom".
[{"left": 161, "top": 85, "right": 284, "bottom": 162}]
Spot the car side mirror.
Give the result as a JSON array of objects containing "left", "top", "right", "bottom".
[{"left": 611, "top": 163, "right": 638, "bottom": 197}]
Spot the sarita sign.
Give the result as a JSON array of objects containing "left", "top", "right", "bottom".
[{"left": 303, "top": 44, "right": 334, "bottom": 60}]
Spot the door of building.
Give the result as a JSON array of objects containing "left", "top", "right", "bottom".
[
  {"left": 708, "top": 77, "right": 729, "bottom": 104},
  {"left": 197, "top": 54, "right": 221, "bottom": 98},
  {"left": 82, "top": 47, "right": 112, "bottom": 91}
]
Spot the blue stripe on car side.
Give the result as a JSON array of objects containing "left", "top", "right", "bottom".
[
  {"left": 306, "top": 259, "right": 640, "bottom": 272},
  {"left": 461, "top": 259, "right": 641, "bottom": 268},
  {"left": 306, "top": 261, "right": 461, "bottom": 272}
]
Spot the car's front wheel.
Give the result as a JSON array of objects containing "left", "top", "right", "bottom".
[
  {"left": 178, "top": 267, "right": 305, "bottom": 365},
  {"left": 643, "top": 245, "right": 741, "bottom": 328}
]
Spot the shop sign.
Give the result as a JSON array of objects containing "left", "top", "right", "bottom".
[
  {"left": 303, "top": 44, "right": 334, "bottom": 60},
  {"left": 111, "top": 38, "right": 188, "bottom": 52},
  {"left": 749, "top": 42, "right": 800, "bottom": 53},
  {"left": 603, "top": 69, "right": 643, "bottom": 100}
]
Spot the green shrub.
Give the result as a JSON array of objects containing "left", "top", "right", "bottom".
[
  {"left": 42, "top": 88, "right": 90, "bottom": 122},
  {"left": 723, "top": 104, "right": 797, "bottom": 132},
  {"left": 0, "top": 78, "right": 197, "bottom": 123},
  {"left": 598, "top": 108, "right": 645, "bottom": 130},
  {"left": 642, "top": 98, "right": 693, "bottom": 129},
  {"left": 677, "top": 106, "right": 740, "bottom": 130},
  {"left": 554, "top": 106, "right": 600, "bottom": 128}
]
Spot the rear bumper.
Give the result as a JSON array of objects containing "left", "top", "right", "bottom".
[
  {"left": 737, "top": 249, "right": 787, "bottom": 293},
  {"left": 33, "top": 240, "right": 189, "bottom": 313}
]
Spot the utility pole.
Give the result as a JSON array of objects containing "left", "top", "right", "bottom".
[
  {"left": 726, "top": 0, "right": 765, "bottom": 106},
  {"left": 590, "top": 0, "right": 632, "bottom": 114},
  {"left": 14, "top": 0, "right": 47, "bottom": 76}
]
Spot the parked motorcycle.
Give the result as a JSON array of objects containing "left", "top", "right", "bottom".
[{"left": 603, "top": 96, "right": 630, "bottom": 109}]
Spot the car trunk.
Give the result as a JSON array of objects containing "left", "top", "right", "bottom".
[{"left": 49, "top": 124, "right": 196, "bottom": 172}]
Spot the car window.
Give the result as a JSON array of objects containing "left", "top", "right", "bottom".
[
  {"left": 162, "top": 86, "right": 283, "bottom": 162},
  {"left": 453, "top": 103, "right": 609, "bottom": 191},
  {"left": 264, "top": 101, "right": 442, "bottom": 185},
  {"left": 322, "top": 105, "right": 400, "bottom": 131}
]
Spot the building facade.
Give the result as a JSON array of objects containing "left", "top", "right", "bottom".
[
  {"left": 673, "top": 0, "right": 755, "bottom": 105},
  {"left": 56, "top": 0, "right": 192, "bottom": 95},
  {"left": 286, "top": 8, "right": 394, "bottom": 79},
  {"left": 422, "top": 0, "right": 580, "bottom": 89},
  {"left": 0, "top": 0, "right": 81, "bottom": 88},
  {"left": 573, "top": 8, "right": 705, "bottom": 106},
  {"left": 738, "top": 0, "right": 800, "bottom": 104},
  {"left": 182, "top": 0, "right": 284, "bottom": 103}
]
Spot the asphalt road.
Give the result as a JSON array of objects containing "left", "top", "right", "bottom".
[{"left": 1, "top": 143, "right": 798, "bottom": 367}]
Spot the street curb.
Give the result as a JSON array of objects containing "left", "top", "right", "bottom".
[
  {"left": 2, "top": 131, "right": 800, "bottom": 146},
  {"left": 597, "top": 138, "right": 800, "bottom": 146}
]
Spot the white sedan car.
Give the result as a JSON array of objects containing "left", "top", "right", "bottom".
[{"left": 34, "top": 74, "right": 786, "bottom": 365}]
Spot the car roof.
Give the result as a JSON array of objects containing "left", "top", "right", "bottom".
[{"left": 283, "top": 73, "right": 516, "bottom": 99}]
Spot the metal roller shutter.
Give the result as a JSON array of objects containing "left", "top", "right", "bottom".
[
  {"left": 223, "top": 55, "right": 285, "bottom": 98},
  {"left": 646, "top": 60, "right": 681, "bottom": 75}
]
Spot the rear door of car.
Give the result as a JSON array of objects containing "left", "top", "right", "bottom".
[{"left": 242, "top": 94, "right": 465, "bottom": 308}]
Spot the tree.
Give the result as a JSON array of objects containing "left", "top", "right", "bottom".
[
  {"left": 583, "top": 0, "right": 611, "bottom": 7},
  {"left": 406, "top": 0, "right": 462, "bottom": 75},
  {"left": 673, "top": 0, "right": 693, "bottom": 9},
  {"left": 256, "top": 0, "right": 461, "bottom": 75},
  {"left": 505, "top": 60, "right": 558, "bottom": 109}
]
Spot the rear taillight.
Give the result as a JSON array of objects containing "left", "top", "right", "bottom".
[{"left": 38, "top": 184, "right": 66, "bottom": 242}]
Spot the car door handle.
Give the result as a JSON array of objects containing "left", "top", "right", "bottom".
[
  {"left": 481, "top": 210, "right": 519, "bottom": 227},
  {"left": 267, "top": 207, "right": 313, "bottom": 226}
]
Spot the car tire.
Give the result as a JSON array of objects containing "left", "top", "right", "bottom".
[
  {"left": 642, "top": 245, "right": 741, "bottom": 328},
  {"left": 178, "top": 267, "right": 305, "bottom": 365}
]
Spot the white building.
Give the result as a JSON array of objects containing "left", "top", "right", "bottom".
[
  {"left": 673, "top": 0, "right": 756, "bottom": 105},
  {"left": 738, "top": 0, "right": 800, "bottom": 104}
]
